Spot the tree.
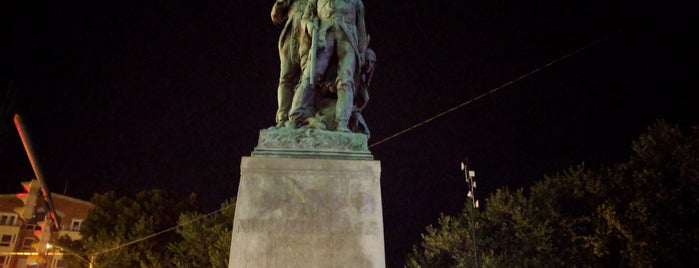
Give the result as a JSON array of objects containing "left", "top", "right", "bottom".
[
  {"left": 169, "top": 197, "right": 236, "bottom": 268},
  {"left": 600, "top": 121, "right": 699, "bottom": 266},
  {"left": 528, "top": 164, "right": 621, "bottom": 266},
  {"left": 79, "top": 189, "right": 197, "bottom": 268},
  {"left": 407, "top": 121, "right": 699, "bottom": 267},
  {"left": 55, "top": 235, "right": 90, "bottom": 268},
  {"left": 406, "top": 187, "right": 566, "bottom": 268},
  {"left": 478, "top": 187, "right": 560, "bottom": 267},
  {"left": 406, "top": 211, "right": 474, "bottom": 268}
]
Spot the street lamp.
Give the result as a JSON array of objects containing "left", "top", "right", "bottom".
[{"left": 461, "top": 159, "right": 479, "bottom": 268}]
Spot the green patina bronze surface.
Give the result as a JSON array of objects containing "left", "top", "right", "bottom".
[
  {"left": 252, "top": 127, "right": 372, "bottom": 160},
  {"left": 270, "top": 0, "right": 375, "bottom": 137}
]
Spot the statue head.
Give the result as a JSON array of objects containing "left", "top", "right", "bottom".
[{"left": 363, "top": 48, "right": 376, "bottom": 73}]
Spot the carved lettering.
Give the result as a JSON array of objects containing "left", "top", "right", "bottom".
[
  {"left": 242, "top": 251, "right": 315, "bottom": 267},
  {"left": 235, "top": 219, "right": 381, "bottom": 236}
]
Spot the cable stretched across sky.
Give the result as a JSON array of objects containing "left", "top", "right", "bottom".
[
  {"left": 369, "top": 32, "right": 616, "bottom": 149},
  {"left": 89, "top": 203, "right": 233, "bottom": 257},
  {"left": 52, "top": 29, "right": 617, "bottom": 265}
]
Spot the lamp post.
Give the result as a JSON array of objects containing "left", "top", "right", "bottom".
[{"left": 461, "top": 159, "right": 479, "bottom": 268}]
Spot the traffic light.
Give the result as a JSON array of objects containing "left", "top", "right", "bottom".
[
  {"left": 14, "top": 179, "right": 41, "bottom": 220},
  {"left": 32, "top": 217, "right": 53, "bottom": 254},
  {"left": 26, "top": 215, "right": 53, "bottom": 267}
]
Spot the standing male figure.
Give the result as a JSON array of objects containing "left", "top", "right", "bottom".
[
  {"left": 289, "top": 0, "right": 368, "bottom": 132},
  {"left": 271, "top": 0, "right": 310, "bottom": 128},
  {"left": 351, "top": 47, "right": 375, "bottom": 137}
]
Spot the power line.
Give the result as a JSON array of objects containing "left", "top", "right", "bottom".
[
  {"left": 369, "top": 32, "right": 615, "bottom": 148},
  {"left": 58, "top": 30, "right": 616, "bottom": 265},
  {"left": 91, "top": 202, "right": 233, "bottom": 256}
]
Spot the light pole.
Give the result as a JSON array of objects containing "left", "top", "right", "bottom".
[{"left": 461, "top": 159, "right": 479, "bottom": 268}]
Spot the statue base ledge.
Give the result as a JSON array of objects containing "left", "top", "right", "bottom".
[{"left": 251, "top": 127, "right": 373, "bottom": 160}]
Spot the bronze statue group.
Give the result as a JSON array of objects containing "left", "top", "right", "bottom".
[{"left": 271, "top": 0, "right": 375, "bottom": 138}]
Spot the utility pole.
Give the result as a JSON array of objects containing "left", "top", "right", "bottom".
[
  {"left": 14, "top": 114, "right": 61, "bottom": 267},
  {"left": 461, "top": 158, "right": 479, "bottom": 268},
  {"left": 14, "top": 114, "right": 59, "bottom": 230}
]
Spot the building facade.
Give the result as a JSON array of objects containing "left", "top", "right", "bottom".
[{"left": 0, "top": 193, "right": 93, "bottom": 268}]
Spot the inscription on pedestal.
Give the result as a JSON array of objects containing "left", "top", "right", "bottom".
[{"left": 229, "top": 157, "right": 385, "bottom": 268}]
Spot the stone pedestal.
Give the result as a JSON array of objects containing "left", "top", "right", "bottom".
[{"left": 228, "top": 128, "right": 385, "bottom": 268}]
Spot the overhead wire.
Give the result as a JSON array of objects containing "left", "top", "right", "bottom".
[
  {"left": 61, "top": 202, "right": 235, "bottom": 259},
  {"left": 68, "top": 30, "right": 617, "bottom": 262},
  {"left": 369, "top": 32, "right": 616, "bottom": 148}
]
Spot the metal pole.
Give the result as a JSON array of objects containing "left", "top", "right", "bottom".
[
  {"left": 14, "top": 114, "right": 60, "bottom": 229},
  {"left": 13, "top": 114, "right": 46, "bottom": 194},
  {"left": 462, "top": 160, "right": 478, "bottom": 268}
]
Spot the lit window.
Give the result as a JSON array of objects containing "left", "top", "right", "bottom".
[
  {"left": 22, "top": 237, "right": 35, "bottom": 251},
  {"left": 0, "top": 234, "right": 14, "bottom": 247},
  {"left": 71, "top": 219, "right": 83, "bottom": 232},
  {"left": 1, "top": 255, "right": 8, "bottom": 268},
  {"left": 0, "top": 214, "right": 17, "bottom": 226}
]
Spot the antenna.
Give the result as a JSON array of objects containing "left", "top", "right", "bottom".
[{"left": 461, "top": 158, "right": 479, "bottom": 267}]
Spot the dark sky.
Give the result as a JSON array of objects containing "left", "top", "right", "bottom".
[{"left": 3, "top": 0, "right": 696, "bottom": 266}]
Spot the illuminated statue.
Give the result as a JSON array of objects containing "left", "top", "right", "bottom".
[
  {"left": 271, "top": 0, "right": 310, "bottom": 128},
  {"left": 288, "top": 0, "right": 368, "bottom": 132},
  {"left": 351, "top": 47, "right": 375, "bottom": 138}
]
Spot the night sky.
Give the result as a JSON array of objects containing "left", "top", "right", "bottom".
[{"left": 3, "top": 1, "right": 696, "bottom": 266}]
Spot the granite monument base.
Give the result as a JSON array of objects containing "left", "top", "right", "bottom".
[{"left": 228, "top": 129, "right": 385, "bottom": 268}]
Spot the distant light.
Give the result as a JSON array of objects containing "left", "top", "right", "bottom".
[
  {"left": 467, "top": 191, "right": 473, "bottom": 198},
  {"left": 475, "top": 200, "right": 479, "bottom": 208},
  {"left": 472, "top": 181, "right": 477, "bottom": 188},
  {"left": 468, "top": 171, "right": 475, "bottom": 178},
  {"left": 460, "top": 162, "right": 465, "bottom": 171}
]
